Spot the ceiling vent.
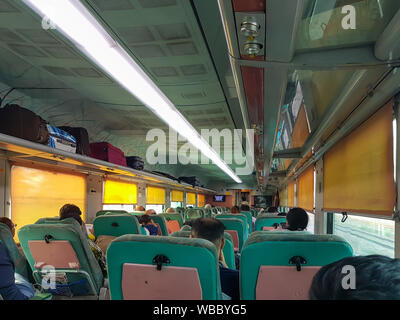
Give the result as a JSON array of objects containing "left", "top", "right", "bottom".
[
  {"left": 42, "top": 66, "right": 76, "bottom": 77},
  {"left": 132, "top": 44, "right": 166, "bottom": 58},
  {"left": 16, "top": 29, "right": 60, "bottom": 45},
  {"left": 8, "top": 44, "right": 47, "bottom": 58},
  {"left": 0, "top": 28, "right": 25, "bottom": 43},
  {"left": 117, "top": 26, "right": 155, "bottom": 44},
  {"left": 41, "top": 46, "right": 79, "bottom": 59},
  {"left": 167, "top": 42, "right": 198, "bottom": 56},
  {"left": 151, "top": 66, "right": 178, "bottom": 77},
  {"left": 181, "top": 91, "right": 206, "bottom": 100},
  {"left": 180, "top": 64, "right": 207, "bottom": 76},
  {"left": 91, "top": 0, "right": 134, "bottom": 11},
  {"left": 138, "top": 0, "right": 177, "bottom": 8},
  {"left": 155, "top": 23, "right": 191, "bottom": 41}
]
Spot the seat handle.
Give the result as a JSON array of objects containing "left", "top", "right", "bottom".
[
  {"left": 152, "top": 254, "right": 170, "bottom": 271},
  {"left": 289, "top": 256, "right": 307, "bottom": 272}
]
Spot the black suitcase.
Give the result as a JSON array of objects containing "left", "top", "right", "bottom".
[
  {"left": 179, "top": 176, "right": 200, "bottom": 187},
  {"left": 58, "top": 126, "right": 90, "bottom": 156},
  {"left": 151, "top": 171, "right": 180, "bottom": 182},
  {"left": 126, "top": 156, "right": 144, "bottom": 170},
  {"left": 0, "top": 104, "right": 49, "bottom": 144}
]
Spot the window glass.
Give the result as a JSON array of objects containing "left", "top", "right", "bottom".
[
  {"left": 307, "top": 212, "right": 315, "bottom": 234},
  {"left": 146, "top": 204, "right": 164, "bottom": 213},
  {"left": 333, "top": 213, "right": 394, "bottom": 258},
  {"left": 102, "top": 204, "right": 134, "bottom": 212},
  {"left": 171, "top": 202, "right": 183, "bottom": 208}
]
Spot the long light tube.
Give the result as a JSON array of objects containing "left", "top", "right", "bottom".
[{"left": 24, "top": 0, "right": 242, "bottom": 183}]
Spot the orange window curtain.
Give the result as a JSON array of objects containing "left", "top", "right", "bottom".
[
  {"left": 292, "top": 105, "right": 310, "bottom": 148},
  {"left": 187, "top": 193, "right": 196, "bottom": 205},
  {"left": 323, "top": 102, "right": 395, "bottom": 216},
  {"left": 297, "top": 165, "right": 314, "bottom": 212},
  {"left": 171, "top": 190, "right": 184, "bottom": 202},
  {"left": 198, "top": 194, "right": 205, "bottom": 207},
  {"left": 287, "top": 181, "right": 295, "bottom": 208},
  {"left": 146, "top": 186, "right": 166, "bottom": 205},
  {"left": 104, "top": 179, "right": 137, "bottom": 204},
  {"left": 11, "top": 165, "right": 86, "bottom": 242}
]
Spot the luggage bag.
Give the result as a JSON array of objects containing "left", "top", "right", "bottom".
[{"left": 90, "top": 142, "right": 127, "bottom": 166}]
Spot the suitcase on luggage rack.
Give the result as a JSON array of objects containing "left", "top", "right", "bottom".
[
  {"left": 47, "top": 125, "right": 77, "bottom": 153},
  {"left": 151, "top": 171, "right": 180, "bottom": 182},
  {"left": 126, "top": 156, "right": 144, "bottom": 170},
  {"left": 179, "top": 176, "right": 200, "bottom": 187},
  {"left": 90, "top": 142, "right": 127, "bottom": 166},
  {"left": 58, "top": 126, "right": 90, "bottom": 156},
  {"left": 0, "top": 104, "right": 49, "bottom": 145}
]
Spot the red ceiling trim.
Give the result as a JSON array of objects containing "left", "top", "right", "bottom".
[{"left": 241, "top": 66, "right": 264, "bottom": 126}]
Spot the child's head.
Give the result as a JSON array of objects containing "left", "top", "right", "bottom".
[{"left": 139, "top": 214, "right": 152, "bottom": 225}]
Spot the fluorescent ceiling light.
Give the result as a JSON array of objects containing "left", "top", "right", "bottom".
[{"left": 23, "top": 0, "right": 242, "bottom": 183}]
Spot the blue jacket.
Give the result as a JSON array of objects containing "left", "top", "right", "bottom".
[
  {"left": 219, "top": 262, "right": 240, "bottom": 300},
  {"left": 0, "top": 242, "right": 28, "bottom": 300}
]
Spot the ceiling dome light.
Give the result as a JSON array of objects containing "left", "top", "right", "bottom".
[{"left": 243, "top": 42, "right": 263, "bottom": 55}]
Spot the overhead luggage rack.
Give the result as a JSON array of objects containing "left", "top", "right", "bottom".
[{"left": 0, "top": 133, "right": 215, "bottom": 194}]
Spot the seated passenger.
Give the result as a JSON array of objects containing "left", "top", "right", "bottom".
[
  {"left": 240, "top": 204, "right": 250, "bottom": 211},
  {"left": 309, "top": 255, "right": 400, "bottom": 300},
  {"left": 165, "top": 207, "right": 176, "bottom": 213},
  {"left": 285, "top": 207, "right": 308, "bottom": 231},
  {"left": 0, "top": 217, "right": 24, "bottom": 256},
  {"left": 138, "top": 215, "right": 159, "bottom": 236},
  {"left": 266, "top": 207, "right": 278, "bottom": 214},
  {"left": 230, "top": 206, "right": 240, "bottom": 214},
  {"left": 204, "top": 204, "right": 212, "bottom": 209},
  {"left": 59, "top": 204, "right": 107, "bottom": 275},
  {"left": 0, "top": 242, "right": 33, "bottom": 300},
  {"left": 191, "top": 218, "right": 240, "bottom": 300},
  {"left": 135, "top": 205, "right": 146, "bottom": 212},
  {"left": 145, "top": 209, "right": 156, "bottom": 215}
]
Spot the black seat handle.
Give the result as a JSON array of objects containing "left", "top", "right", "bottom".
[
  {"left": 289, "top": 256, "right": 307, "bottom": 272},
  {"left": 44, "top": 234, "right": 53, "bottom": 244},
  {"left": 152, "top": 254, "right": 170, "bottom": 271}
]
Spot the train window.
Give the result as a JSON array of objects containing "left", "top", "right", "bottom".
[
  {"left": 11, "top": 165, "right": 86, "bottom": 242},
  {"left": 333, "top": 213, "right": 394, "bottom": 258},
  {"left": 145, "top": 205, "right": 164, "bottom": 213},
  {"left": 103, "top": 204, "right": 135, "bottom": 212},
  {"left": 103, "top": 179, "right": 137, "bottom": 206},
  {"left": 171, "top": 202, "right": 183, "bottom": 208},
  {"left": 186, "top": 192, "right": 196, "bottom": 206},
  {"left": 306, "top": 212, "right": 315, "bottom": 234}
]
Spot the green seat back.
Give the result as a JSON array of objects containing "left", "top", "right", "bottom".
[
  {"left": 128, "top": 211, "right": 146, "bottom": 216},
  {"left": 215, "top": 217, "right": 246, "bottom": 251},
  {"left": 241, "top": 211, "right": 253, "bottom": 232},
  {"left": 255, "top": 214, "right": 287, "bottom": 231},
  {"left": 216, "top": 214, "right": 249, "bottom": 239},
  {"left": 96, "top": 210, "right": 128, "bottom": 217},
  {"left": 185, "top": 208, "right": 203, "bottom": 221},
  {"left": 203, "top": 208, "right": 212, "bottom": 218},
  {"left": 149, "top": 215, "right": 169, "bottom": 236},
  {"left": 240, "top": 232, "right": 354, "bottom": 300},
  {"left": 159, "top": 213, "right": 184, "bottom": 227},
  {"left": 93, "top": 215, "right": 141, "bottom": 238},
  {"left": 170, "top": 230, "right": 236, "bottom": 270},
  {"left": 0, "top": 223, "right": 30, "bottom": 279},
  {"left": 106, "top": 234, "right": 221, "bottom": 300},
  {"left": 18, "top": 222, "right": 104, "bottom": 296}
]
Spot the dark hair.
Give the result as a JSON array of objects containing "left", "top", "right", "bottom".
[
  {"left": 240, "top": 204, "right": 250, "bottom": 211},
  {"left": 0, "top": 217, "right": 14, "bottom": 232},
  {"left": 183, "top": 220, "right": 194, "bottom": 227},
  {"left": 231, "top": 206, "right": 240, "bottom": 214},
  {"left": 191, "top": 218, "right": 225, "bottom": 243},
  {"left": 267, "top": 207, "right": 278, "bottom": 213},
  {"left": 286, "top": 207, "right": 308, "bottom": 231},
  {"left": 139, "top": 215, "right": 151, "bottom": 224},
  {"left": 59, "top": 204, "right": 83, "bottom": 225},
  {"left": 309, "top": 255, "right": 400, "bottom": 300}
]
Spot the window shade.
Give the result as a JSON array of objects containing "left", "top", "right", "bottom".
[
  {"left": 292, "top": 105, "right": 310, "bottom": 148},
  {"left": 323, "top": 102, "right": 395, "bottom": 216},
  {"left": 146, "top": 186, "right": 166, "bottom": 205},
  {"left": 171, "top": 190, "right": 183, "bottom": 202},
  {"left": 287, "top": 181, "right": 295, "bottom": 208},
  {"left": 187, "top": 192, "right": 196, "bottom": 205},
  {"left": 104, "top": 179, "right": 137, "bottom": 204},
  {"left": 297, "top": 165, "right": 314, "bottom": 212},
  {"left": 198, "top": 194, "right": 205, "bottom": 207},
  {"left": 11, "top": 165, "right": 86, "bottom": 242}
]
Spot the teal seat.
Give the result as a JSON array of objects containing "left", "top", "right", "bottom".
[
  {"left": 96, "top": 210, "right": 128, "bottom": 217},
  {"left": 106, "top": 234, "right": 222, "bottom": 300},
  {"left": 0, "top": 224, "right": 30, "bottom": 279},
  {"left": 241, "top": 211, "right": 253, "bottom": 232},
  {"left": 149, "top": 215, "right": 169, "bottom": 236},
  {"left": 35, "top": 217, "right": 89, "bottom": 238},
  {"left": 180, "top": 225, "right": 192, "bottom": 232},
  {"left": 159, "top": 213, "right": 184, "bottom": 227},
  {"left": 129, "top": 211, "right": 146, "bottom": 216},
  {"left": 203, "top": 208, "right": 212, "bottom": 218},
  {"left": 240, "top": 232, "right": 353, "bottom": 300},
  {"left": 18, "top": 221, "right": 106, "bottom": 298},
  {"left": 216, "top": 214, "right": 249, "bottom": 239},
  {"left": 255, "top": 214, "right": 287, "bottom": 231},
  {"left": 170, "top": 230, "right": 236, "bottom": 270},
  {"left": 215, "top": 217, "right": 246, "bottom": 252},
  {"left": 93, "top": 215, "right": 141, "bottom": 238},
  {"left": 185, "top": 208, "right": 203, "bottom": 221}
]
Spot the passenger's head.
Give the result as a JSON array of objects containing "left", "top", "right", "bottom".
[
  {"left": 59, "top": 204, "right": 83, "bottom": 226},
  {"left": 165, "top": 207, "right": 175, "bottom": 213},
  {"left": 135, "top": 205, "right": 145, "bottom": 212},
  {"left": 191, "top": 218, "right": 225, "bottom": 258},
  {"left": 267, "top": 207, "right": 278, "bottom": 214},
  {"left": 286, "top": 207, "right": 308, "bottom": 231},
  {"left": 309, "top": 255, "right": 400, "bottom": 300},
  {"left": 231, "top": 206, "right": 240, "bottom": 214},
  {"left": 240, "top": 204, "right": 250, "bottom": 211},
  {"left": 139, "top": 215, "right": 152, "bottom": 225},
  {"left": 0, "top": 217, "right": 16, "bottom": 237},
  {"left": 145, "top": 209, "right": 156, "bottom": 215},
  {"left": 183, "top": 220, "right": 194, "bottom": 227},
  {"left": 204, "top": 204, "right": 211, "bottom": 209}
]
